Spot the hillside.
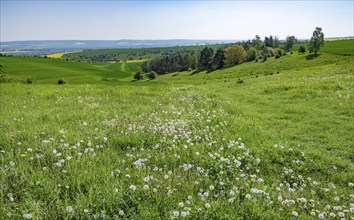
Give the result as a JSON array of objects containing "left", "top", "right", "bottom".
[{"left": 0, "top": 40, "right": 353, "bottom": 219}]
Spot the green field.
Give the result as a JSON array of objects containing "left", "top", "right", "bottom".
[
  {"left": 0, "top": 56, "right": 141, "bottom": 83},
  {"left": 1, "top": 41, "right": 353, "bottom": 219}
]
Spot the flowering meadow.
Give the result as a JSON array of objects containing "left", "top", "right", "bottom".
[{"left": 1, "top": 51, "right": 354, "bottom": 219}]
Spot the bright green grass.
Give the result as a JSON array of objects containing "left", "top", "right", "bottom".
[
  {"left": 0, "top": 56, "right": 141, "bottom": 83},
  {"left": 1, "top": 41, "right": 353, "bottom": 219},
  {"left": 293, "top": 39, "right": 354, "bottom": 55}
]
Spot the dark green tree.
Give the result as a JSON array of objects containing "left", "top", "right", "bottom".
[
  {"left": 308, "top": 27, "right": 325, "bottom": 55},
  {"left": 212, "top": 48, "right": 225, "bottom": 70},
  {"left": 283, "top": 36, "right": 297, "bottom": 51},
  {"left": 198, "top": 47, "right": 214, "bottom": 71}
]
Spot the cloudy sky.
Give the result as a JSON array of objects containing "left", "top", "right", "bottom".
[{"left": 0, "top": 0, "right": 353, "bottom": 41}]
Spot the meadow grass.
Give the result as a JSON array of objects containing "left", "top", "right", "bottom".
[{"left": 0, "top": 42, "right": 353, "bottom": 219}]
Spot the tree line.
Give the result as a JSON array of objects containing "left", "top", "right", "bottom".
[{"left": 138, "top": 27, "right": 325, "bottom": 78}]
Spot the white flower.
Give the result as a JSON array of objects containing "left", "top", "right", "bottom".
[
  {"left": 66, "top": 206, "right": 74, "bottom": 213},
  {"left": 292, "top": 211, "right": 298, "bottom": 217},
  {"left": 114, "top": 188, "right": 119, "bottom": 193},
  {"left": 187, "top": 195, "right": 192, "bottom": 200},
  {"left": 181, "top": 211, "right": 187, "bottom": 217},
  {"left": 23, "top": 213, "right": 33, "bottom": 219},
  {"left": 103, "top": 137, "right": 108, "bottom": 142},
  {"left": 173, "top": 211, "right": 179, "bottom": 217},
  {"left": 119, "top": 210, "right": 124, "bottom": 216},
  {"left": 228, "top": 198, "right": 235, "bottom": 203},
  {"left": 349, "top": 182, "right": 354, "bottom": 187},
  {"left": 205, "top": 203, "right": 211, "bottom": 209},
  {"left": 196, "top": 152, "right": 200, "bottom": 156},
  {"left": 83, "top": 122, "right": 87, "bottom": 126},
  {"left": 178, "top": 202, "right": 184, "bottom": 207},
  {"left": 153, "top": 188, "right": 157, "bottom": 192},
  {"left": 338, "top": 212, "right": 345, "bottom": 217},
  {"left": 245, "top": 194, "right": 251, "bottom": 199},
  {"left": 209, "top": 185, "right": 215, "bottom": 190},
  {"left": 143, "top": 185, "right": 149, "bottom": 190},
  {"left": 164, "top": 175, "right": 169, "bottom": 179},
  {"left": 334, "top": 196, "right": 339, "bottom": 201},
  {"left": 129, "top": 185, "right": 136, "bottom": 191}
]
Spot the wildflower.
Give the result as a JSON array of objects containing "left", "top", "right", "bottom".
[
  {"left": 173, "top": 211, "right": 179, "bottom": 217},
  {"left": 129, "top": 185, "right": 137, "bottom": 191},
  {"left": 205, "top": 203, "right": 211, "bottom": 209},
  {"left": 338, "top": 212, "right": 345, "bottom": 217},
  {"left": 181, "top": 211, "right": 187, "bottom": 217},
  {"left": 245, "top": 194, "right": 251, "bottom": 199},
  {"left": 209, "top": 185, "right": 215, "bottom": 190},
  {"left": 83, "top": 122, "right": 87, "bottom": 126},
  {"left": 329, "top": 213, "right": 336, "bottom": 217},
  {"left": 228, "top": 198, "right": 235, "bottom": 203},
  {"left": 178, "top": 202, "right": 184, "bottom": 207},
  {"left": 119, "top": 210, "right": 124, "bottom": 216},
  {"left": 292, "top": 211, "right": 298, "bottom": 217},
  {"left": 143, "top": 185, "right": 149, "bottom": 190},
  {"left": 318, "top": 213, "right": 325, "bottom": 219},
  {"left": 348, "top": 182, "right": 353, "bottom": 187},
  {"left": 66, "top": 206, "right": 74, "bottom": 213},
  {"left": 23, "top": 214, "right": 32, "bottom": 219},
  {"left": 334, "top": 196, "right": 339, "bottom": 201},
  {"left": 114, "top": 188, "right": 119, "bottom": 193},
  {"left": 153, "top": 188, "right": 157, "bottom": 193},
  {"left": 187, "top": 195, "right": 192, "bottom": 200},
  {"left": 103, "top": 137, "right": 108, "bottom": 142}
]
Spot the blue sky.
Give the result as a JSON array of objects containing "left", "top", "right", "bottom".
[{"left": 0, "top": 1, "right": 353, "bottom": 41}]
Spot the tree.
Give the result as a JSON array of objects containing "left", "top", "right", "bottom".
[
  {"left": 252, "top": 35, "right": 263, "bottom": 50},
  {"left": 298, "top": 46, "right": 306, "bottom": 53},
  {"left": 212, "top": 48, "right": 225, "bottom": 70},
  {"left": 133, "top": 72, "right": 143, "bottom": 80},
  {"left": 283, "top": 36, "right": 297, "bottom": 51},
  {"left": 198, "top": 47, "right": 214, "bottom": 71},
  {"left": 186, "top": 52, "right": 198, "bottom": 70},
  {"left": 246, "top": 47, "right": 258, "bottom": 61},
  {"left": 148, "top": 71, "right": 158, "bottom": 80},
  {"left": 308, "top": 27, "right": 324, "bottom": 55},
  {"left": 224, "top": 45, "right": 247, "bottom": 65}
]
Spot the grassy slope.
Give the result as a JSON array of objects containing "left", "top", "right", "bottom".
[{"left": 0, "top": 40, "right": 353, "bottom": 218}]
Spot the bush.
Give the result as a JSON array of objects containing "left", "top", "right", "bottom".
[
  {"left": 26, "top": 77, "right": 36, "bottom": 84},
  {"left": 58, "top": 79, "right": 67, "bottom": 85},
  {"left": 298, "top": 46, "right": 306, "bottom": 53},
  {"left": 275, "top": 54, "right": 281, "bottom": 59},
  {"left": 148, "top": 71, "right": 158, "bottom": 80},
  {"left": 133, "top": 72, "right": 143, "bottom": 80}
]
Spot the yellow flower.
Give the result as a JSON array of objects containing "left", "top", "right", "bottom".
[
  {"left": 21, "top": 154, "right": 26, "bottom": 157},
  {"left": 309, "top": 199, "right": 315, "bottom": 203}
]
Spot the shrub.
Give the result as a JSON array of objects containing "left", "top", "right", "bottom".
[
  {"left": 133, "top": 72, "right": 143, "bottom": 80},
  {"left": 275, "top": 54, "right": 281, "bottom": 59},
  {"left": 58, "top": 79, "right": 67, "bottom": 85},
  {"left": 148, "top": 71, "right": 158, "bottom": 80},
  {"left": 298, "top": 46, "right": 306, "bottom": 53},
  {"left": 26, "top": 77, "right": 36, "bottom": 84}
]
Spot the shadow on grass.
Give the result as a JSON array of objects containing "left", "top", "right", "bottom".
[{"left": 306, "top": 54, "right": 321, "bottom": 60}]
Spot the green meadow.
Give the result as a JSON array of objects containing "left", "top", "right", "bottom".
[{"left": 0, "top": 40, "right": 353, "bottom": 219}]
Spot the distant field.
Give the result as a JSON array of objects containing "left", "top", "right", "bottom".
[
  {"left": 47, "top": 51, "right": 81, "bottom": 59},
  {"left": 0, "top": 56, "right": 141, "bottom": 83}
]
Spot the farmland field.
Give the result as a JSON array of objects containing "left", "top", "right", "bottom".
[{"left": 0, "top": 40, "right": 353, "bottom": 219}]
